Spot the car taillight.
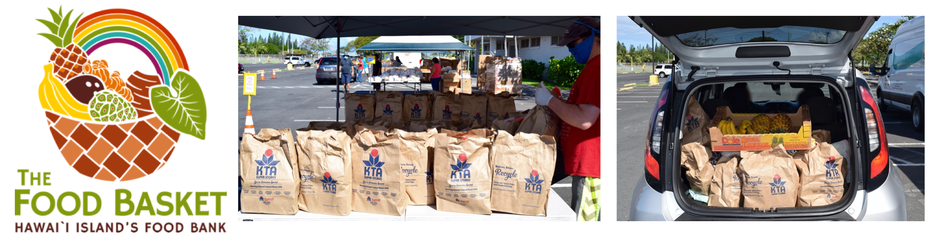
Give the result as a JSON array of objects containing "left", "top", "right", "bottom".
[
  {"left": 645, "top": 85, "right": 669, "bottom": 191},
  {"left": 858, "top": 84, "right": 889, "bottom": 189}
]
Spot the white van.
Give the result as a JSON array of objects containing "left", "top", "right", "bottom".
[{"left": 872, "top": 16, "right": 925, "bottom": 132}]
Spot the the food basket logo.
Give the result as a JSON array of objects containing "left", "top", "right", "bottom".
[
  {"left": 769, "top": 174, "right": 786, "bottom": 195},
  {"left": 255, "top": 149, "right": 279, "bottom": 179},
  {"left": 825, "top": 156, "right": 840, "bottom": 180},
  {"left": 410, "top": 103, "right": 422, "bottom": 119},
  {"left": 524, "top": 170, "right": 544, "bottom": 194},
  {"left": 37, "top": 6, "right": 206, "bottom": 182},
  {"left": 355, "top": 103, "right": 366, "bottom": 119},
  {"left": 450, "top": 153, "right": 471, "bottom": 182},
  {"left": 320, "top": 172, "right": 337, "bottom": 194},
  {"left": 383, "top": 104, "right": 393, "bottom": 116},
  {"left": 363, "top": 149, "right": 384, "bottom": 180},
  {"left": 684, "top": 114, "right": 700, "bottom": 132}
]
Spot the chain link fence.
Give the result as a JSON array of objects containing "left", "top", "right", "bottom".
[
  {"left": 617, "top": 63, "right": 657, "bottom": 74},
  {"left": 238, "top": 54, "right": 320, "bottom": 64}
]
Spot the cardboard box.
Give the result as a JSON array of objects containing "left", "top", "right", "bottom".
[
  {"left": 442, "top": 81, "right": 460, "bottom": 93},
  {"left": 460, "top": 77, "right": 473, "bottom": 93},
  {"left": 442, "top": 73, "right": 459, "bottom": 82},
  {"left": 708, "top": 105, "right": 813, "bottom": 151}
]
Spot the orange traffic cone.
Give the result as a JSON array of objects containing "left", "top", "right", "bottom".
[
  {"left": 258, "top": 70, "right": 265, "bottom": 81},
  {"left": 272, "top": 69, "right": 277, "bottom": 79},
  {"left": 244, "top": 109, "right": 255, "bottom": 134}
]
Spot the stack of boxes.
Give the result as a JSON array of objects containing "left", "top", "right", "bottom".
[{"left": 481, "top": 57, "right": 522, "bottom": 94}]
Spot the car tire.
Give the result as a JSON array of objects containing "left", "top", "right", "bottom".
[
  {"left": 659, "top": 72, "right": 666, "bottom": 78},
  {"left": 305, "top": 62, "right": 311, "bottom": 67},
  {"left": 912, "top": 98, "right": 924, "bottom": 132},
  {"left": 877, "top": 89, "right": 889, "bottom": 113}
]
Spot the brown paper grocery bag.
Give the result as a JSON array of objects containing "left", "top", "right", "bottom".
[
  {"left": 404, "top": 92, "right": 431, "bottom": 122},
  {"left": 375, "top": 91, "right": 404, "bottom": 123},
  {"left": 680, "top": 142, "right": 719, "bottom": 194},
  {"left": 459, "top": 94, "right": 489, "bottom": 129},
  {"left": 240, "top": 128, "right": 299, "bottom": 215},
  {"left": 708, "top": 153, "right": 742, "bottom": 207},
  {"left": 681, "top": 95, "right": 711, "bottom": 146},
  {"left": 295, "top": 129, "right": 353, "bottom": 215},
  {"left": 431, "top": 92, "right": 462, "bottom": 125},
  {"left": 433, "top": 128, "right": 493, "bottom": 214},
  {"left": 517, "top": 106, "right": 559, "bottom": 138},
  {"left": 491, "top": 116, "right": 525, "bottom": 135},
  {"left": 487, "top": 92, "right": 517, "bottom": 127},
  {"left": 396, "top": 127, "right": 438, "bottom": 205},
  {"left": 490, "top": 130, "right": 557, "bottom": 216},
  {"left": 795, "top": 142, "right": 845, "bottom": 207},
  {"left": 345, "top": 94, "right": 375, "bottom": 124},
  {"left": 350, "top": 125, "right": 407, "bottom": 216},
  {"left": 740, "top": 145, "right": 800, "bottom": 210}
]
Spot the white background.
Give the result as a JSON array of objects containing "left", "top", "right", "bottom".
[{"left": 1, "top": 0, "right": 934, "bottom": 238}]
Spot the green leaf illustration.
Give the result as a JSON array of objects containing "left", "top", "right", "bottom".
[{"left": 150, "top": 70, "right": 207, "bottom": 140}]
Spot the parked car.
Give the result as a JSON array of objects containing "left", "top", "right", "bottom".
[
  {"left": 315, "top": 56, "right": 357, "bottom": 85},
  {"left": 238, "top": 63, "right": 244, "bottom": 73},
  {"left": 284, "top": 55, "right": 311, "bottom": 67},
  {"left": 654, "top": 64, "right": 673, "bottom": 78},
  {"left": 871, "top": 16, "right": 925, "bottom": 132},
  {"left": 630, "top": 16, "right": 905, "bottom": 221}
]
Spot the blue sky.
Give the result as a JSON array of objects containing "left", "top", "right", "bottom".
[{"left": 617, "top": 16, "right": 905, "bottom": 49}]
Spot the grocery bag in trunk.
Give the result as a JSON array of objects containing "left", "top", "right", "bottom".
[
  {"left": 680, "top": 142, "right": 719, "bottom": 194},
  {"left": 351, "top": 125, "right": 407, "bottom": 216},
  {"left": 403, "top": 92, "right": 431, "bottom": 122},
  {"left": 239, "top": 128, "right": 299, "bottom": 215},
  {"left": 490, "top": 130, "right": 557, "bottom": 216},
  {"left": 487, "top": 92, "right": 517, "bottom": 127},
  {"left": 795, "top": 142, "right": 845, "bottom": 207},
  {"left": 345, "top": 94, "right": 375, "bottom": 124},
  {"left": 431, "top": 92, "right": 462, "bottom": 125},
  {"left": 459, "top": 94, "right": 488, "bottom": 129},
  {"left": 375, "top": 91, "right": 404, "bottom": 123},
  {"left": 295, "top": 129, "right": 353, "bottom": 215},
  {"left": 708, "top": 152, "right": 742, "bottom": 207},
  {"left": 739, "top": 145, "right": 800, "bottom": 210},
  {"left": 681, "top": 95, "right": 710, "bottom": 146},
  {"left": 396, "top": 127, "right": 437, "bottom": 205},
  {"left": 433, "top": 128, "right": 493, "bottom": 214}
]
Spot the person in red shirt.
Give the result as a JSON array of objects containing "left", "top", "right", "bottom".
[{"left": 535, "top": 16, "right": 600, "bottom": 221}]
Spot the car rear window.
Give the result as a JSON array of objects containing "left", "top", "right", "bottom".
[
  {"left": 676, "top": 26, "right": 847, "bottom": 47},
  {"left": 728, "top": 82, "right": 830, "bottom": 103},
  {"left": 319, "top": 58, "right": 338, "bottom": 65}
]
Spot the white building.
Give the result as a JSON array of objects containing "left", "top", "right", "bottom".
[{"left": 466, "top": 35, "right": 571, "bottom": 77}]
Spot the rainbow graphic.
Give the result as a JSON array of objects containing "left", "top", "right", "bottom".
[{"left": 72, "top": 9, "right": 188, "bottom": 85}]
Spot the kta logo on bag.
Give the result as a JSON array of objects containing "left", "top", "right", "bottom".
[
  {"left": 425, "top": 171, "right": 432, "bottom": 183},
  {"left": 320, "top": 172, "right": 337, "bottom": 194},
  {"left": 450, "top": 153, "right": 471, "bottom": 182},
  {"left": 363, "top": 149, "right": 384, "bottom": 180},
  {"left": 383, "top": 104, "right": 393, "bottom": 116},
  {"left": 473, "top": 112, "right": 483, "bottom": 125},
  {"left": 355, "top": 103, "right": 366, "bottom": 119},
  {"left": 708, "top": 151, "right": 722, "bottom": 169},
  {"left": 685, "top": 113, "right": 700, "bottom": 131},
  {"left": 411, "top": 103, "right": 422, "bottom": 119},
  {"left": 825, "top": 156, "right": 840, "bottom": 180},
  {"left": 503, "top": 112, "right": 510, "bottom": 120},
  {"left": 255, "top": 149, "right": 279, "bottom": 179},
  {"left": 524, "top": 170, "right": 544, "bottom": 194},
  {"left": 442, "top": 105, "right": 452, "bottom": 119},
  {"left": 366, "top": 196, "right": 380, "bottom": 206},
  {"left": 769, "top": 174, "right": 787, "bottom": 195}
]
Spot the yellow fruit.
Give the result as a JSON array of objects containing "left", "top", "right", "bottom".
[
  {"left": 39, "top": 64, "right": 91, "bottom": 120},
  {"left": 752, "top": 114, "right": 771, "bottom": 133},
  {"left": 772, "top": 114, "right": 791, "bottom": 133}
]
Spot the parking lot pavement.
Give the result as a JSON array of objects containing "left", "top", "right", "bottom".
[{"left": 615, "top": 73, "right": 925, "bottom": 221}]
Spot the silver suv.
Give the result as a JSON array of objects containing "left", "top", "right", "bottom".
[{"left": 629, "top": 16, "right": 906, "bottom": 221}]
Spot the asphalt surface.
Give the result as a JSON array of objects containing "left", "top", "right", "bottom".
[
  {"left": 615, "top": 73, "right": 925, "bottom": 221},
  {"left": 236, "top": 63, "right": 579, "bottom": 211}
]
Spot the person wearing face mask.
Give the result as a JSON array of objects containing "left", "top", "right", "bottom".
[{"left": 534, "top": 17, "right": 601, "bottom": 221}]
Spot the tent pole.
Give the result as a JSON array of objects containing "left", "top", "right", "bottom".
[
  {"left": 514, "top": 35, "right": 518, "bottom": 58},
  {"left": 503, "top": 35, "right": 507, "bottom": 57},
  {"left": 336, "top": 28, "right": 341, "bottom": 122}
]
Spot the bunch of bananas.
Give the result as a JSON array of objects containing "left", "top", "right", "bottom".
[
  {"left": 718, "top": 117, "right": 739, "bottom": 134},
  {"left": 738, "top": 119, "right": 756, "bottom": 134}
]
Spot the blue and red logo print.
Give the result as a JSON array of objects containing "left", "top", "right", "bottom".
[
  {"left": 411, "top": 103, "right": 422, "bottom": 119},
  {"left": 255, "top": 149, "right": 279, "bottom": 178},
  {"left": 524, "top": 170, "right": 544, "bottom": 194},
  {"left": 450, "top": 153, "right": 471, "bottom": 182},
  {"left": 383, "top": 104, "right": 394, "bottom": 116},
  {"left": 354, "top": 103, "right": 366, "bottom": 119},
  {"left": 363, "top": 149, "right": 384, "bottom": 180},
  {"left": 769, "top": 174, "right": 787, "bottom": 195},
  {"left": 684, "top": 113, "right": 700, "bottom": 131},
  {"left": 442, "top": 105, "right": 452, "bottom": 119},
  {"left": 825, "top": 156, "right": 840, "bottom": 179},
  {"left": 321, "top": 172, "right": 338, "bottom": 193}
]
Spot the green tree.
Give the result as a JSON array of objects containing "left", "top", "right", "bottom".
[{"left": 854, "top": 16, "right": 916, "bottom": 68}]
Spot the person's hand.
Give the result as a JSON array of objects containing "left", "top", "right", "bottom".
[{"left": 535, "top": 82, "right": 554, "bottom": 106}]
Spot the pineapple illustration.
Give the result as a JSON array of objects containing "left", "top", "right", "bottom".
[{"left": 38, "top": 7, "right": 86, "bottom": 81}]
